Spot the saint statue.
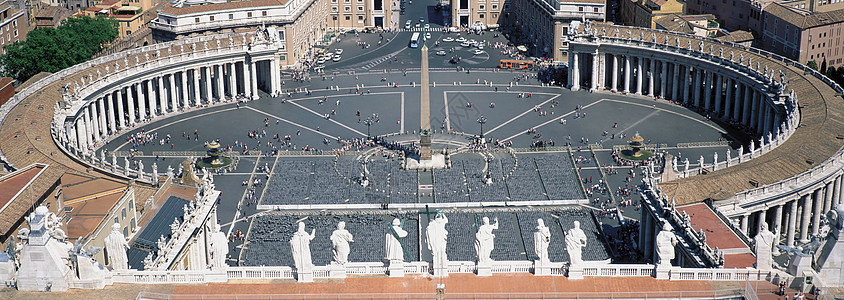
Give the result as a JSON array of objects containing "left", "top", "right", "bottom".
[
  {"left": 290, "top": 222, "right": 315, "bottom": 272},
  {"left": 330, "top": 221, "right": 354, "bottom": 265},
  {"left": 474, "top": 216, "right": 499, "bottom": 264},
  {"left": 565, "top": 221, "right": 587, "bottom": 266},
  {"left": 534, "top": 219, "right": 551, "bottom": 263},
  {"left": 426, "top": 213, "right": 449, "bottom": 274},
  {"left": 655, "top": 223, "right": 678, "bottom": 266},
  {"left": 209, "top": 220, "right": 228, "bottom": 270},
  {"left": 104, "top": 223, "right": 129, "bottom": 270},
  {"left": 385, "top": 218, "right": 408, "bottom": 262},
  {"left": 753, "top": 222, "right": 776, "bottom": 270}
]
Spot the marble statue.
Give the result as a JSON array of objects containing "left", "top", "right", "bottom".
[
  {"left": 124, "top": 157, "right": 130, "bottom": 176},
  {"left": 534, "top": 219, "right": 551, "bottom": 263},
  {"left": 698, "top": 41, "right": 704, "bottom": 52},
  {"left": 112, "top": 153, "right": 117, "bottom": 168},
  {"left": 726, "top": 149, "right": 731, "bottom": 162},
  {"left": 290, "top": 222, "right": 315, "bottom": 272},
  {"left": 655, "top": 223, "right": 678, "bottom": 266},
  {"left": 138, "top": 160, "right": 144, "bottom": 178},
  {"left": 330, "top": 221, "right": 354, "bottom": 265},
  {"left": 754, "top": 222, "right": 776, "bottom": 270},
  {"left": 100, "top": 150, "right": 105, "bottom": 164},
  {"left": 675, "top": 37, "right": 680, "bottom": 47},
  {"left": 104, "top": 223, "right": 129, "bottom": 270},
  {"left": 699, "top": 155, "right": 704, "bottom": 168},
  {"left": 209, "top": 219, "right": 228, "bottom": 270},
  {"left": 152, "top": 163, "right": 158, "bottom": 181},
  {"left": 426, "top": 213, "right": 449, "bottom": 275},
  {"left": 167, "top": 165, "right": 174, "bottom": 178},
  {"left": 684, "top": 158, "right": 690, "bottom": 172},
  {"left": 386, "top": 218, "right": 408, "bottom": 262},
  {"left": 474, "top": 217, "right": 499, "bottom": 264},
  {"left": 565, "top": 221, "right": 587, "bottom": 266}
]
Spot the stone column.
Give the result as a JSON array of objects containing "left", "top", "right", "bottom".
[
  {"left": 703, "top": 71, "right": 712, "bottom": 110},
  {"left": 757, "top": 97, "right": 766, "bottom": 134},
  {"left": 824, "top": 181, "right": 835, "bottom": 218},
  {"left": 671, "top": 63, "right": 679, "bottom": 100},
  {"left": 763, "top": 106, "right": 773, "bottom": 136},
  {"left": 180, "top": 70, "right": 189, "bottom": 108},
  {"left": 693, "top": 69, "right": 702, "bottom": 107},
  {"left": 612, "top": 54, "right": 618, "bottom": 91},
  {"left": 76, "top": 117, "right": 86, "bottom": 152},
  {"left": 127, "top": 85, "right": 136, "bottom": 125},
  {"left": 106, "top": 93, "right": 115, "bottom": 134},
  {"left": 571, "top": 53, "right": 580, "bottom": 91},
  {"left": 204, "top": 66, "right": 213, "bottom": 102},
  {"left": 137, "top": 82, "right": 147, "bottom": 121},
  {"left": 243, "top": 62, "right": 252, "bottom": 98},
  {"left": 835, "top": 175, "right": 843, "bottom": 207},
  {"left": 568, "top": 52, "right": 575, "bottom": 89},
  {"left": 636, "top": 57, "right": 644, "bottom": 95},
  {"left": 117, "top": 88, "right": 126, "bottom": 128},
  {"left": 773, "top": 113, "right": 782, "bottom": 136},
  {"left": 682, "top": 66, "right": 690, "bottom": 103},
  {"left": 230, "top": 63, "right": 238, "bottom": 97},
  {"left": 713, "top": 74, "right": 722, "bottom": 113},
  {"left": 97, "top": 98, "right": 106, "bottom": 137},
  {"left": 193, "top": 68, "right": 201, "bottom": 105},
  {"left": 87, "top": 105, "right": 98, "bottom": 144},
  {"left": 740, "top": 214, "right": 749, "bottom": 234},
  {"left": 773, "top": 204, "right": 783, "bottom": 236},
  {"left": 216, "top": 64, "right": 225, "bottom": 100},
  {"left": 811, "top": 187, "right": 824, "bottom": 237},
  {"left": 750, "top": 92, "right": 760, "bottom": 129},
  {"left": 147, "top": 79, "right": 156, "bottom": 119},
  {"left": 746, "top": 91, "right": 757, "bottom": 126},
  {"left": 169, "top": 73, "right": 177, "bottom": 112},
  {"left": 250, "top": 60, "right": 258, "bottom": 99},
  {"left": 741, "top": 86, "right": 751, "bottom": 125},
  {"left": 724, "top": 79, "right": 733, "bottom": 119},
  {"left": 648, "top": 58, "right": 655, "bottom": 96},
  {"left": 624, "top": 55, "right": 631, "bottom": 93},
  {"left": 590, "top": 52, "right": 599, "bottom": 92},
  {"left": 733, "top": 83, "right": 742, "bottom": 121},
  {"left": 800, "top": 193, "right": 813, "bottom": 243},
  {"left": 756, "top": 208, "right": 767, "bottom": 237},
  {"left": 660, "top": 60, "right": 667, "bottom": 98},
  {"left": 787, "top": 199, "right": 798, "bottom": 246}
]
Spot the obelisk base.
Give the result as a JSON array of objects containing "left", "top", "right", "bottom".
[
  {"left": 420, "top": 135, "right": 432, "bottom": 161},
  {"left": 406, "top": 154, "right": 446, "bottom": 170}
]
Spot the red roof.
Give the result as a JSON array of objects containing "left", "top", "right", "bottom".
[
  {"left": 0, "top": 165, "right": 46, "bottom": 214},
  {"left": 100, "top": 0, "right": 119, "bottom": 5},
  {"left": 678, "top": 203, "right": 754, "bottom": 268}
]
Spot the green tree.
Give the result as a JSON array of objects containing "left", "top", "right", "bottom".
[
  {"left": 821, "top": 59, "right": 828, "bottom": 75},
  {"left": 807, "top": 60, "right": 818, "bottom": 70},
  {"left": 1, "top": 16, "right": 118, "bottom": 82}
]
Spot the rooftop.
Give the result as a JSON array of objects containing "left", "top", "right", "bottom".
[
  {"left": 677, "top": 203, "right": 754, "bottom": 268},
  {"left": 764, "top": 2, "right": 844, "bottom": 29},
  {"left": 158, "top": 0, "right": 290, "bottom": 16},
  {"left": 716, "top": 30, "right": 755, "bottom": 43}
]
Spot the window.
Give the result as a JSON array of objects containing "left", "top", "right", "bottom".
[
  {"left": 248, "top": 12, "right": 252, "bottom": 17},
  {"left": 229, "top": 14, "right": 234, "bottom": 19},
  {"left": 262, "top": 11, "right": 267, "bottom": 16},
  {"left": 12, "top": 20, "right": 16, "bottom": 27},
  {"left": 332, "top": 6, "right": 338, "bottom": 11},
  {"left": 210, "top": 16, "right": 214, "bottom": 21},
  {"left": 480, "top": 4, "right": 485, "bottom": 9},
  {"left": 195, "top": 17, "right": 200, "bottom": 23},
  {"left": 492, "top": 13, "right": 497, "bottom": 18},
  {"left": 345, "top": 6, "right": 351, "bottom": 11},
  {"left": 333, "top": 15, "right": 337, "bottom": 20},
  {"left": 279, "top": 30, "right": 285, "bottom": 40},
  {"left": 346, "top": 16, "right": 351, "bottom": 20},
  {"left": 357, "top": 5, "right": 363, "bottom": 10},
  {"left": 578, "top": 6, "right": 583, "bottom": 11},
  {"left": 13, "top": 30, "right": 17, "bottom": 37},
  {"left": 122, "top": 208, "right": 126, "bottom": 219},
  {"left": 358, "top": 15, "right": 364, "bottom": 20},
  {"left": 492, "top": 4, "right": 497, "bottom": 9},
  {"left": 123, "top": 227, "right": 128, "bottom": 237},
  {"left": 114, "top": 217, "right": 119, "bottom": 224},
  {"left": 479, "top": 13, "right": 485, "bottom": 18},
  {"left": 594, "top": 7, "right": 598, "bottom": 12}
]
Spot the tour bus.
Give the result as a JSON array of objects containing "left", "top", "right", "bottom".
[
  {"left": 409, "top": 32, "right": 420, "bottom": 48},
  {"left": 499, "top": 59, "right": 534, "bottom": 69}
]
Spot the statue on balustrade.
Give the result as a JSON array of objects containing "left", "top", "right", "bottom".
[
  {"left": 565, "top": 221, "right": 587, "bottom": 266},
  {"left": 104, "top": 223, "right": 129, "bottom": 270},
  {"left": 655, "top": 223, "right": 679, "bottom": 267},
  {"left": 753, "top": 222, "right": 776, "bottom": 270},
  {"left": 475, "top": 216, "right": 499, "bottom": 264},
  {"left": 386, "top": 218, "right": 408, "bottom": 262},
  {"left": 534, "top": 219, "right": 551, "bottom": 263},
  {"left": 290, "top": 221, "right": 315, "bottom": 272},
  {"left": 209, "top": 219, "right": 229, "bottom": 270},
  {"left": 330, "top": 221, "right": 354, "bottom": 265},
  {"left": 426, "top": 212, "right": 449, "bottom": 273}
]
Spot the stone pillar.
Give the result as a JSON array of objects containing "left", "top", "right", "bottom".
[
  {"left": 147, "top": 79, "right": 156, "bottom": 119},
  {"left": 773, "top": 204, "right": 783, "bottom": 236},
  {"left": 568, "top": 52, "right": 575, "bottom": 89},
  {"left": 671, "top": 63, "right": 680, "bottom": 100},
  {"left": 703, "top": 71, "right": 712, "bottom": 110},
  {"left": 76, "top": 117, "right": 86, "bottom": 152},
  {"left": 713, "top": 74, "right": 722, "bottom": 113},
  {"left": 636, "top": 57, "right": 643, "bottom": 95},
  {"left": 763, "top": 106, "right": 773, "bottom": 136},
  {"left": 800, "top": 193, "right": 813, "bottom": 243},
  {"left": 169, "top": 73, "right": 177, "bottom": 112},
  {"left": 812, "top": 187, "right": 825, "bottom": 236},
  {"left": 106, "top": 93, "right": 115, "bottom": 134},
  {"left": 250, "top": 60, "right": 258, "bottom": 99},
  {"left": 590, "top": 52, "right": 599, "bottom": 92},
  {"left": 740, "top": 214, "right": 749, "bottom": 234},
  {"left": 773, "top": 113, "right": 782, "bottom": 136},
  {"left": 137, "top": 82, "right": 147, "bottom": 121},
  {"left": 835, "top": 175, "right": 843, "bottom": 208},
  {"left": 724, "top": 79, "right": 733, "bottom": 119},
  {"left": 215, "top": 64, "right": 224, "bottom": 100},
  {"left": 745, "top": 91, "right": 757, "bottom": 126},
  {"left": 733, "top": 83, "right": 743, "bottom": 121},
  {"left": 242, "top": 62, "right": 252, "bottom": 98},
  {"left": 229, "top": 63, "right": 238, "bottom": 97},
  {"left": 612, "top": 54, "right": 618, "bottom": 91},
  {"left": 180, "top": 70, "right": 189, "bottom": 108},
  {"left": 824, "top": 181, "right": 835, "bottom": 218},
  {"left": 648, "top": 58, "right": 655, "bottom": 96},
  {"left": 756, "top": 208, "right": 767, "bottom": 237},
  {"left": 757, "top": 97, "right": 766, "bottom": 134},
  {"left": 204, "top": 66, "right": 213, "bottom": 102},
  {"left": 571, "top": 53, "right": 580, "bottom": 91},
  {"left": 660, "top": 60, "right": 667, "bottom": 98},
  {"left": 87, "top": 105, "right": 98, "bottom": 144},
  {"left": 750, "top": 92, "right": 760, "bottom": 129},
  {"left": 97, "top": 98, "right": 106, "bottom": 138},
  {"left": 787, "top": 199, "right": 798, "bottom": 246},
  {"left": 193, "top": 68, "right": 201, "bottom": 105},
  {"left": 127, "top": 85, "right": 136, "bottom": 125},
  {"left": 682, "top": 66, "right": 690, "bottom": 103},
  {"left": 693, "top": 69, "right": 702, "bottom": 107},
  {"left": 117, "top": 88, "right": 126, "bottom": 129},
  {"left": 624, "top": 55, "right": 631, "bottom": 93}
]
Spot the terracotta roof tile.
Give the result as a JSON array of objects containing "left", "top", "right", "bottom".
[{"left": 159, "top": 0, "right": 290, "bottom": 16}]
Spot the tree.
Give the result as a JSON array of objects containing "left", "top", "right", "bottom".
[
  {"left": 821, "top": 59, "right": 827, "bottom": 75},
  {"left": 807, "top": 60, "right": 818, "bottom": 70},
  {"left": 1, "top": 16, "right": 118, "bottom": 82}
]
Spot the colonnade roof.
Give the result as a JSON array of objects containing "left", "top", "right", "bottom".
[{"left": 588, "top": 22, "right": 844, "bottom": 205}]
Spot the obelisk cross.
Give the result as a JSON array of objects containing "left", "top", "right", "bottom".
[{"left": 419, "top": 44, "right": 432, "bottom": 161}]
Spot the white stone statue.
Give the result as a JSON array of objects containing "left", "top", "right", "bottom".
[
  {"left": 753, "top": 222, "right": 776, "bottom": 270},
  {"left": 426, "top": 213, "right": 449, "bottom": 275},
  {"left": 699, "top": 155, "right": 704, "bottom": 168},
  {"left": 100, "top": 150, "right": 105, "bottom": 164},
  {"left": 655, "top": 223, "right": 679, "bottom": 266},
  {"left": 104, "top": 223, "right": 129, "bottom": 270},
  {"left": 474, "top": 216, "right": 499, "bottom": 264},
  {"left": 385, "top": 218, "right": 408, "bottom": 262},
  {"left": 138, "top": 160, "right": 144, "bottom": 178},
  {"left": 152, "top": 163, "right": 158, "bottom": 181},
  {"left": 330, "top": 221, "right": 354, "bottom": 265},
  {"left": 209, "top": 219, "right": 228, "bottom": 270},
  {"left": 290, "top": 222, "right": 315, "bottom": 272},
  {"left": 534, "top": 219, "right": 551, "bottom": 263},
  {"left": 124, "top": 157, "right": 130, "bottom": 176},
  {"left": 565, "top": 221, "right": 587, "bottom": 266},
  {"left": 684, "top": 159, "right": 690, "bottom": 172}
]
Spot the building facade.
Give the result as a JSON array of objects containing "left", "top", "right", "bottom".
[
  {"left": 449, "top": 0, "right": 509, "bottom": 28},
  {"left": 327, "top": 0, "right": 392, "bottom": 29},
  {"left": 620, "top": 0, "right": 684, "bottom": 29},
  {"left": 0, "top": 0, "right": 30, "bottom": 55},
  {"left": 510, "top": 0, "right": 605, "bottom": 62},
  {"left": 760, "top": 3, "right": 844, "bottom": 68},
  {"left": 654, "top": 13, "right": 719, "bottom": 37}
]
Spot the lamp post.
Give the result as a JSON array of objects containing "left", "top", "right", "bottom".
[
  {"left": 477, "top": 115, "right": 487, "bottom": 139},
  {"left": 364, "top": 117, "right": 374, "bottom": 140}
]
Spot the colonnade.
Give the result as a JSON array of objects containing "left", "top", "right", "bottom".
[
  {"left": 67, "top": 58, "right": 280, "bottom": 153},
  {"left": 568, "top": 51, "right": 783, "bottom": 137},
  {"left": 736, "top": 176, "right": 844, "bottom": 246}
]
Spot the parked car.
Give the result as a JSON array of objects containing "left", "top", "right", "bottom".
[
  {"left": 317, "top": 57, "right": 326, "bottom": 64},
  {"left": 426, "top": 33, "right": 431, "bottom": 39},
  {"left": 335, "top": 49, "right": 344, "bottom": 55},
  {"left": 456, "top": 37, "right": 467, "bottom": 42},
  {"left": 405, "top": 20, "right": 412, "bottom": 29},
  {"left": 443, "top": 37, "right": 454, "bottom": 42},
  {"left": 473, "top": 50, "right": 484, "bottom": 55},
  {"left": 436, "top": 50, "right": 447, "bottom": 56},
  {"left": 424, "top": 24, "right": 430, "bottom": 29},
  {"left": 461, "top": 41, "right": 471, "bottom": 47},
  {"left": 333, "top": 55, "right": 341, "bottom": 62}
]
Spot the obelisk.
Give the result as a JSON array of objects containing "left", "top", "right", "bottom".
[{"left": 419, "top": 44, "right": 432, "bottom": 161}]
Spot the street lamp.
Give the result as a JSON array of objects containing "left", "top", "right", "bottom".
[
  {"left": 477, "top": 115, "right": 487, "bottom": 139},
  {"left": 364, "top": 117, "right": 374, "bottom": 140}
]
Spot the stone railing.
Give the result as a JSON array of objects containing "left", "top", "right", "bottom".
[
  {"left": 112, "top": 270, "right": 228, "bottom": 284},
  {"left": 668, "top": 267, "right": 790, "bottom": 283},
  {"left": 580, "top": 263, "right": 655, "bottom": 277},
  {"left": 144, "top": 187, "right": 220, "bottom": 271},
  {"left": 257, "top": 199, "right": 588, "bottom": 211},
  {"left": 225, "top": 266, "right": 294, "bottom": 280}
]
